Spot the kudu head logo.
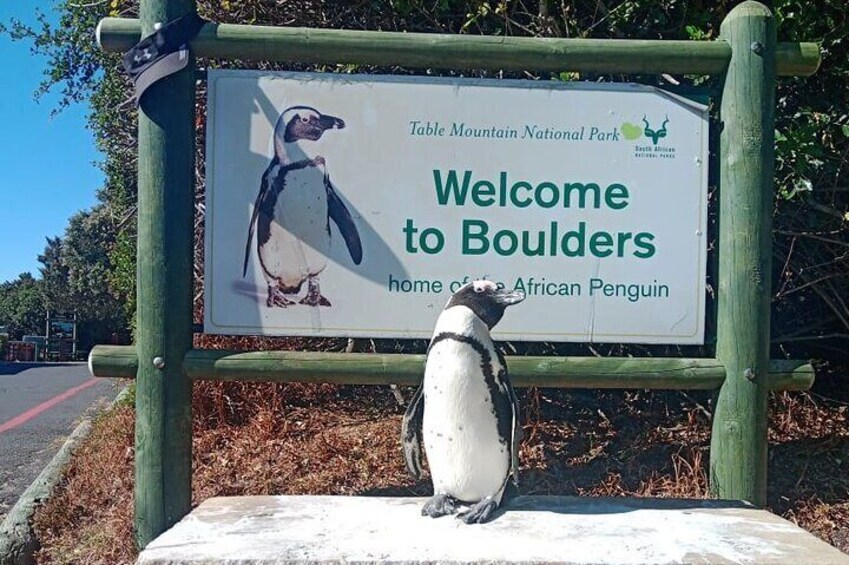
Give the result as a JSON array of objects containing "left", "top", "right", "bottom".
[{"left": 642, "top": 115, "right": 669, "bottom": 145}]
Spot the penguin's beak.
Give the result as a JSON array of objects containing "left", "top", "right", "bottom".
[
  {"left": 494, "top": 289, "right": 525, "bottom": 306},
  {"left": 319, "top": 114, "right": 345, "bottom": 131}
]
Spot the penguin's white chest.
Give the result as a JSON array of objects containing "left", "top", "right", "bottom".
[
  {"left": 262, "top": 166, "right": 330, "bottom": 288},
  {"left": 422, "top": 336, "right": 509, "bottom": 502}
]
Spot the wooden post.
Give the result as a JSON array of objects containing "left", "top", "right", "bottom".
[
  {"left": 134, "top": 0, "right": 196, "bottom": 548},
  {"left": 711, "top": 1, "right": 776, "bottom": 506}
]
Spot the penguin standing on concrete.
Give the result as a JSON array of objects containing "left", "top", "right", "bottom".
[
  {"left": 243, "top": 105, "right": 362, "bottom": 307},
  {"left": 402, "top": 280, "right": 525, "bottom": 524}
]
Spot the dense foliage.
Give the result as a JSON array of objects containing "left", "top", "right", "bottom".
[
  {"left": 0, "top": 206, "right": 131, "bottom": 348},
  {"left": 2, "top": 0, "right": 846, "bottom": 364},
  {"left": 0, "top": 272, "right": 45, "bottom": 339}
]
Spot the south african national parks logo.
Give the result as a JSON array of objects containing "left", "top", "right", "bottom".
[
  {"left": 621, "top": 115, "right": 676, "bottom": 160},
  {"left": 642, "top": 116, "right": 669, "bottom": 145}
]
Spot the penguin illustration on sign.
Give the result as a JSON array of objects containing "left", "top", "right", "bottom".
[
  {"left": 402, "top": 280, "right": 525, "bottom": 524},
  {"left": 243, "top": 105, "right": 363, "bottom": 307}
]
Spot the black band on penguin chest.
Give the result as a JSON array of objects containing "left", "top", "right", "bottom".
[
  {"left": 256, "top": 157, "right": 326, "bottom": 247},
  {"left": 428, "top": 332, "right": 512, "bottom": 446}
]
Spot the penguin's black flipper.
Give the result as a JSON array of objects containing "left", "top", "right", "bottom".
[
  {"left": 401, "top": 384, "right": 425, "bottom": 479},
  {"left": 506, "top": 374, "right": 523, "bottom": 486},
  {"left": 324, "top": 174, "right": 363, "bottom": 265},
  {"left": 243, "top": 159, "right": 278, "bottom": 277},
  {"left": 496, "top": 348, "right": 522, "bottom": 487}
]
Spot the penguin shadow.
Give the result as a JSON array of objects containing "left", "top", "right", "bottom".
[
  {"left": 362, "top": 479, "right": 432, "bottom": 498},
  {"left": 360, "top": 481, "right": 744, "bottom": 522},
  {"left": 230, "top": 81, "right": 409, "bottom": 325},
  {"left": 498, "top": 494, "right": 751, "bottom": 517},
  {"left": 357, "top": 485, "right": 744, "bottom": 523},
  {"left": 383, "top": 492, "right": 750, "bottom": 523}
]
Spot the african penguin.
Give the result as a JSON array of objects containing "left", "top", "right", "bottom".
[
  {"left": 402, "top": 280, "right": 525, "bottom": 524},
  {"left": 243, "top": 105, "right": 363, "bottom": 307}
]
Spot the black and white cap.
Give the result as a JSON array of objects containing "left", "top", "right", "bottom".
[{"left": 120, "top": 11, "right": 206, "bottom": 102}]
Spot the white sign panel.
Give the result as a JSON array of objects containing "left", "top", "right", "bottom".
[{"left": 205, "top": 71, "right": 708, "bottom": 343}]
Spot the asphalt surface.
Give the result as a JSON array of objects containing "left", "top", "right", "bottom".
[{"left": 0, "top": 362, "right": 122, "bottom": 522}]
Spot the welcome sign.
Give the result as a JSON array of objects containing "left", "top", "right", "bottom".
[{"left": 205, "top": 71, "right": 709, "bottom": 343}]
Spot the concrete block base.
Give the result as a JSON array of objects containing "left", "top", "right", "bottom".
[{"left": 137, "top": 495, "right": 849, "bottom": 564}]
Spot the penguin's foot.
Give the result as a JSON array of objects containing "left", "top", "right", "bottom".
[
  {"left": 299, "top": 293, "right": 332, "bottom": 307},
  {"left": 457, "top": 497, "right": 499, "bottom": 524},
  {"left": 301, "top": 277, "right": 332, "bottom": 307},
  {"left": 421, "top": 494, "right": 457, "bottom": 518},
  {"left": 267, "top": 289, "right": 296, "bottom": 308}
]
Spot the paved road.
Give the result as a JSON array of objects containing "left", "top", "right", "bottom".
[{"left": 0, "top": 362, "right": 122, "bottom": 522}]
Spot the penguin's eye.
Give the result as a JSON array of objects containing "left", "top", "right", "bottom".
[
  {"left": 300, "top": 116, "right": 310, "bottom": 124},
  {"left": 472, "top": 280, "right": 496, "bottom": 294}
]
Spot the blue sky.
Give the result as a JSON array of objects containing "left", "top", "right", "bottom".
[{"left": 0, "top": 1, "right": 103, "bottom": 284}]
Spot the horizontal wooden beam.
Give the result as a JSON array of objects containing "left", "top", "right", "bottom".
[
  {"left": 95, "top": 18, "right": 820, "bottom": 77},
  {"left": 89, "top": 344, "right": 139, "bottom": 379},
  {"left": 88, "top": 345, "right": 814, "bottom": 390}
]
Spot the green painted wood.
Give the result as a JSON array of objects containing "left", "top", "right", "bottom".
[
  {"left": 183, "top": 350, "right": 730, "bottom": 388},
  {"left": 88, "top": 345, "right": 138, "bottom": 379},
  {"left": 134, "top": 0, "right": 196, "bottom": 549},
  {"left": 776, "top": 41, "right": 821, "bottom": 77},
  {"left": 88, "top": 345, "right": 814, "bottom": 391},
  {"left": 95, "top": 17, "right": 820, "bottom": 77},
  {"left": 766, "top": 360, "right": 816, "bottom": 391},
  {"left": 711, "top": 1, "right": 776, "bottom": 507}
]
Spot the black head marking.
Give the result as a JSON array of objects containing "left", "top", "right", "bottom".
[
  {"left": 446, "top": 280, "right": 525, "bottom": 329},
  {"left": 277, "top": 105, "right": 345, "bottom": 143}
]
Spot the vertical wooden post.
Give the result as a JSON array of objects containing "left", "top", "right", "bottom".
[
  {"left": 135, "top": 0, "right": 196, "bottom": 548},
  {"left": 711, "top": 1, "right": 776, "bottom": 506}
]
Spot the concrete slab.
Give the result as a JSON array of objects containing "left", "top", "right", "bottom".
[{"left": 137, "top": 495, "right": 849, "bottom": 564}]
